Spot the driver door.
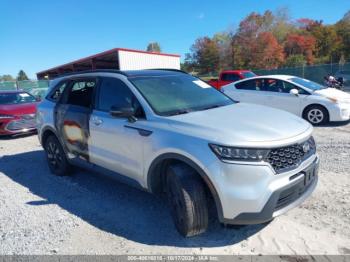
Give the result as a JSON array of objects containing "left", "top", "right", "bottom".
[
  {"left": 89, "top": 77, "right": 147, "bottom": 183},
  {"left": 259, "top": 78, "right": 302, "bottom": 115}
]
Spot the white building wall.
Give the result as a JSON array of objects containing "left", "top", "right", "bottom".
[{"left": 118, "top": 50, "right": 180, "bottom": 70}]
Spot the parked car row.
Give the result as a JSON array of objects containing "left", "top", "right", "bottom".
[{"left": 2, "top": 69, "right": 348, "bottom": 237}]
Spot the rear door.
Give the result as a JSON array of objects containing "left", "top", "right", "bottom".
[{"left": 54, "top": 78, "right": 97, "bottom": 161}]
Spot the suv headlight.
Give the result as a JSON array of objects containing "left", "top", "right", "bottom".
[
  {"left": 209, "top": 144, "right": 270, "bottom": 161},
  {"left": 0, "top": 114, "right": 14, "bottom": 119}
]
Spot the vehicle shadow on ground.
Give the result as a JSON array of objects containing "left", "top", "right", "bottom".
[
  {"left": 0, "top": 150, "right": 267, "bottom": 247},
  {"left": 0, "top": 132, "right": 37, "bottom": 140},
  {"left": 317, "top": 120, "right": 350, "bottom": 128}
]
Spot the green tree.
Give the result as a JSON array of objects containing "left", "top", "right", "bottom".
[
  {"left": 335, "top": 12, "right": 350, "bottom": 60},
  {"left": 212, "top": 32, "right": 234, "bottom": 70},
  {"left": 189, "top": 37, "right": 220, "bottom": 74},
  {"left": 284, "top": 54, "right": 306, "bottom": 67},
  {"left": 146, "top": 42, "right": 161, "bottom": 52},
  {"left": 0, "top": 74, "right": 15, "bottom": 81},
  {"left": 17, "top": 70, "right": 29, "bottom": 81}
]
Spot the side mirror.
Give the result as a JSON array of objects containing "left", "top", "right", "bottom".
[
  {"left": 290, "top": 89, "right": 299, "bottom": 96},
  {"left": 110, "top": 105, "right": 137, "bottom": 122},
  {"left": 35, "top": 96, "right": 42, "bottom": 102}
]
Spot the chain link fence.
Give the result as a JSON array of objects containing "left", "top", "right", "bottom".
[
  {"left": 0, "top": 80, "right": 50, "bottom": 99},
  {"left": 255, "top": 62, "right": 350, "bottom": 87}
]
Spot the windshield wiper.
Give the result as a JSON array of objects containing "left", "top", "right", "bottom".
[
  {"left": 167, "top": 109, "right": 192, "bottom": 116},
  {"left": 201, "top": 104, "right": 222, "bottom": 111}
]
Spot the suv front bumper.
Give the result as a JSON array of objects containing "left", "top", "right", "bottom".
[
  {"left": 211, "top": 154, "right": 319, "bottom": 225},
  {"left": 224, "top": 158, "right": 318, "bottom": 224}
]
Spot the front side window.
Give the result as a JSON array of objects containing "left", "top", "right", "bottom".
[
  {"left": 129, "top": 74, "right": 233, "bottom": 116},
  {"left": 97, "top": 77, "right": 144, "bottom": 117},
  {"left": 66, "top": 80, "right": 96, "bottom": 108},
  {"left": 261, "top": 79, "right": 284, "bottom": 92},
  {"left": 0, "top": 92, "right": 36, "bottom": 105}
]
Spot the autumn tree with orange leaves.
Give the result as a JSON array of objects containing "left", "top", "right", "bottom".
[{"left": 183, "top": 9, "right": 350, "bottom": 73}]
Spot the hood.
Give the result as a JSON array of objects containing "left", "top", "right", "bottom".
[
  {"left": 167, "top": 103, "right": 312, "bottom": 147},
  {"left": 314, "top": 88, "right": 350, "bottom": 103},
  {"left": 0, "top": 102, "right": 38, "bottom": 116}
]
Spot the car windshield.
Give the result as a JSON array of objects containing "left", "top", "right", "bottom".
[
  {"left": 288, "top": 77, "right": 326, "bottom": 91},
  {"left": 129, "top": 74, "right": 234, "bottom": 116},
  {"left": 0, "top": 92, "right": 37, "bottom": 105},
  {"left": 242, "top": 71, "right": 256, "bottom": 78}
]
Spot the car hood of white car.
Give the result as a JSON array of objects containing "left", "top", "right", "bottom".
[
  {"left": 167, "top": 103, "right": 312, "bottom": 147},
  {"left": 314, "top": 88, "right": 350, "bottom": 102}
]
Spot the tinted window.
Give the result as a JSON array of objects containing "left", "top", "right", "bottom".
[
  {"left": 261, "top": 79, "right": 285, "bottom": 92},
  {"left": 50, "top": 81, "right": 68, "bottom": 101},
  {"left": 0, "top": 92, "right": 36, "bottom": 104},
  {"left": 129, "top": 74, "right": 233, "bottom": 116},
  {"left": 282, "top": 81, "right": 309, "bottom": 95},
  {"left": 66, "top": 80, "right": 96, "bottom": 108},
  {"left": 222, "top": 73, "right": 240, "bottom": 81},
  {"left": 97, "top": 77, "right": 143, "bottom": 114},
  {"left": 235, "top": 79, "right": 262, "bottom": 91}
]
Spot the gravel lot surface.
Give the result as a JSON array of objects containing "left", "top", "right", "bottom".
[{"left": 0, "top": 122, "right": 349, "bottom": 255}]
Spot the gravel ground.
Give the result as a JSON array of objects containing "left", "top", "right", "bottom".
[{"left": 0, "top": 122, "right": 349, "bottom": 255}]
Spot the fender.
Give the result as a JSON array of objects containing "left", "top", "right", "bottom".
[{"left": 147, "top": 152, "right": 224, "bottom": 222}]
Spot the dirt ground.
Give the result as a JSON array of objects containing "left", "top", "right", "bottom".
[{"left": 0, "top": 122, "right": 349, "bottom": 255}]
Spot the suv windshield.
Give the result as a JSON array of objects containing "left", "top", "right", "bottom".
[
  {"left": 288, "top": 77, "right": 326, "bottom": 91},
  {"left": 242, "top": 71, "right": 256, "bottom": 78},
  {"left": 129, "top": 74, "right": 234, "bottom": 116},
  {"left": 0, "top": 92, "right": 37, "bottom": 105}
]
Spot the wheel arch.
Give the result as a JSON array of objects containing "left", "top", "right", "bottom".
[
  {"left": 302, "top": 103, "right": 330, "bottom": 119},
  {"left": 146, "top": 152, "right": 224, "bottom": 222},
  {"left": 41, "top": 126, "right": 59, "bottom": 147}
]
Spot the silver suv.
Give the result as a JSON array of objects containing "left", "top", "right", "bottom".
[{"left": 37, "top": 69, "right": 319, "bottom": 237}]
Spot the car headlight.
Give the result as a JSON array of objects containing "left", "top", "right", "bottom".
[
  {"left": 0, "top": 114, "right": 14, "bottom": 119},
  {"left": 209, "top": 144, "right": 270, "bottom": 161},
  {"left": 326, "top": 97, "right": 338, "bottom": 103}
]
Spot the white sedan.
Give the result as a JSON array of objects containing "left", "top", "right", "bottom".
[{"left": 222, "top": 75, "right": 350, "bottom": 125}]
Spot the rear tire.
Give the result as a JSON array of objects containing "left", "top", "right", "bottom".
[
  {"left": 303, "top": 105, "right": 329, "bottom": 125},
  {"left": 166, "top": 163, "right": 208, "bottom": 237},
  {"left": 44, "top": 135, "right": 72, "bottom": 176}
]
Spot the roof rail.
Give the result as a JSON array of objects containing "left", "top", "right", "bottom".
[
  {"left": 53, "top": 68, "right": 188, "bottom": 79},
  {"left": 147, "top": 68, "right": 188, "bottom": 74},
  {"left": 53, "top": 69, "right": 128, "bottom": 79}
]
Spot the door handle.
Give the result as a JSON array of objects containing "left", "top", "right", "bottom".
[{"left": 92, "top": 118, "right": 103, "bottom": 126}]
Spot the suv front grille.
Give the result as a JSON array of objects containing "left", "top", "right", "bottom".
[{"left": 266, "top": 137, "right": 316, "bottom": 173}]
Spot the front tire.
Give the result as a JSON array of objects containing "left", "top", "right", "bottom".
[
  {"left": 303, "top": 105, "right": 329, "bottom": 125},
  {"left": 166, "top": 163, "right": 208, "bottom": 237},
  {"left": 44, "top": 135, "right": 72, "bottom": 176}
]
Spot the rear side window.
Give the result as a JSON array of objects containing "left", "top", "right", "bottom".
[
  {"left": 222, "top": 73, "right": 240, "bottom": 81},
  {"left": 65, "top": 79, "right": 96, "bottom": 108},
  {"left": 97, "top": 77, "right": 144, "bottom": 117}
]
